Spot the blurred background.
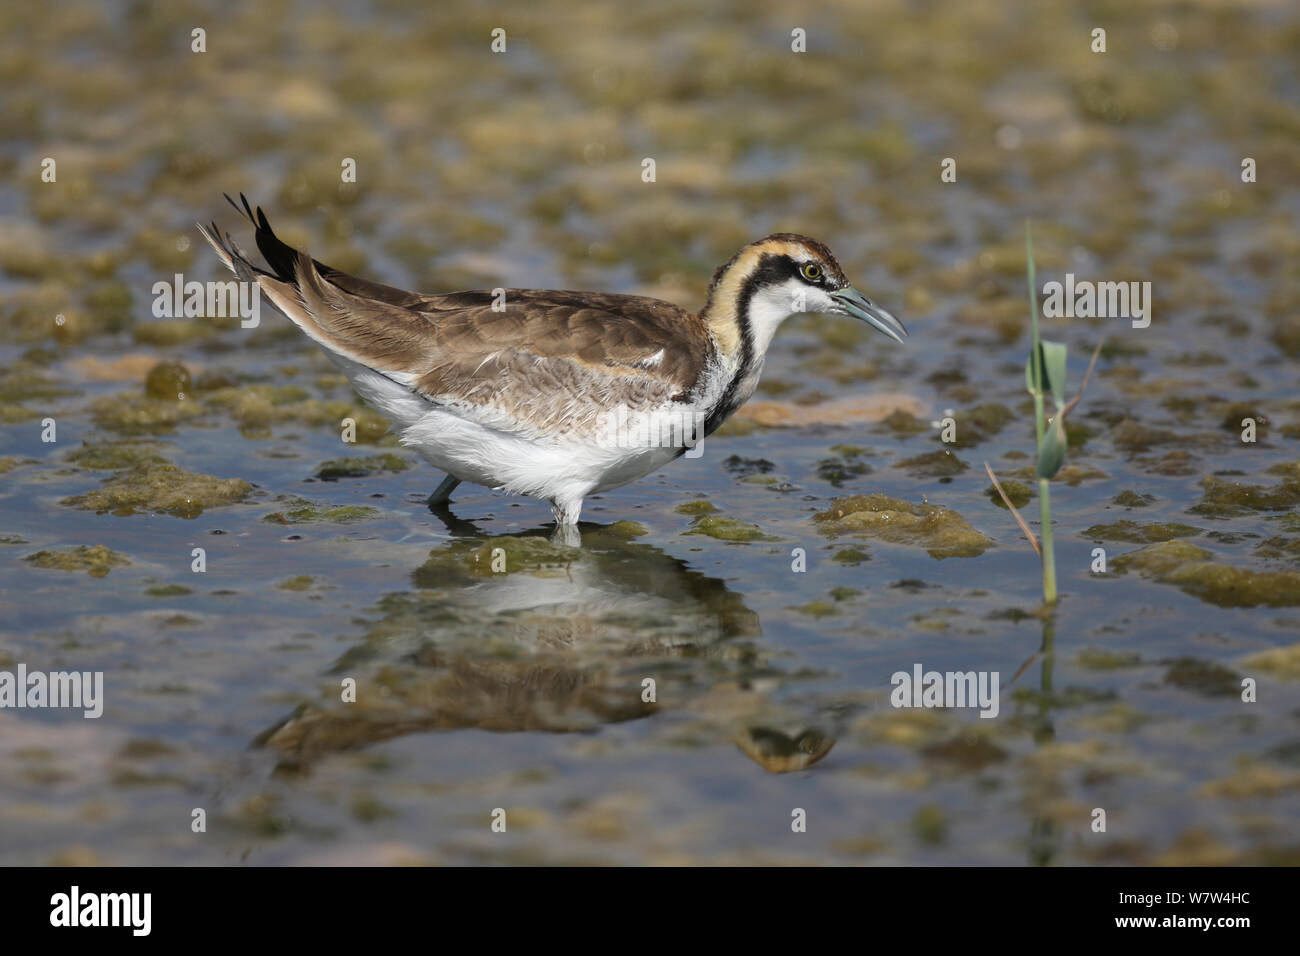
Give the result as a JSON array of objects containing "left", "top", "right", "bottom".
[{"left": 1, "top": 0, "right": 1299, "bottom": 865}]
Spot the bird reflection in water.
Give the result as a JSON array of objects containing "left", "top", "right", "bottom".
[{"left": 257, "top": 519, "right": 836, "bottom": 773}]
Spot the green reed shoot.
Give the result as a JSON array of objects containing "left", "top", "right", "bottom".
[{"left": 985, "top": 223, "right": 1102, "bottom": 607}]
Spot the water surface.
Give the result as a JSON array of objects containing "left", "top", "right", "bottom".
[{"left": 2, "top": 0, "right": 1299, "bottom": 865}]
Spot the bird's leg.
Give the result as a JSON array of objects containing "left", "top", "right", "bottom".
[
  {"left": 426, "top": 475, "right": 461, "bottom": 509},
  {"left": 549, "top": 495, "right": 583, "bottom": 526},
  {"left": 548, "top": 495, "right": 584, "bottom": 547}
]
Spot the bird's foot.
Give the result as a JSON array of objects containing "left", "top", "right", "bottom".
[{"left": 548, "top": 496, "right": 585, "bottom": 548}]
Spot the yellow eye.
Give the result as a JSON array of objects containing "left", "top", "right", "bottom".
[{"left": 802, "top": 263, "right": 822, "bottom": 281}]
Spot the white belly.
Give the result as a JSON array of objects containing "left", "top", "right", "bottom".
[
  {"left": 400, "top": 406, "right": 687, "bottom": 501},
  {"left": 337, "top": 354, "right": 696, "bottom": 504}
]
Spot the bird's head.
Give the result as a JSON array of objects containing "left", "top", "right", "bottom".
[{"left": 702, "top": 233, "right": 907, "bottom": 361}]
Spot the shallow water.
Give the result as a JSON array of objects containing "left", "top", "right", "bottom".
[{"left": 2, "top": 0, "right": 1300, "bottom": 864}]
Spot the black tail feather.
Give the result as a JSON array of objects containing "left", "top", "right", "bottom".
[
  {"left": 224, "top": 192, "right": 255, "bottom": 225},
  {"left": 220, "top": 192, "right": 299, "bottom": 283},
  {"left": 209, "top": 193, "right": 436, "bottom": 311}
]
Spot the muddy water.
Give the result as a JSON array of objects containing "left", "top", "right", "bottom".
[{"left": 2, "top": 1, "right": 1299, "bottom": 864}]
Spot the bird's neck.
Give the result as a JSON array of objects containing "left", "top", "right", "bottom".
[
  {"left": 698, "top": 272, "right": 792, "bottom": 436},
  {"left": 700, "top": 256, "right": 793, "bottom": 357}
]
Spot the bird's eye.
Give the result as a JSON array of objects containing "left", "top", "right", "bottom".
[{"left": 801, "top": 263, "right": 822, "bottom": 281}]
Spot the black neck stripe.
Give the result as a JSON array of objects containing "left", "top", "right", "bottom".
[{"left": 702, "top": 253, "right": 793, "bottom": 437}]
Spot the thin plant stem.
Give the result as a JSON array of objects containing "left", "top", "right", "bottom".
[
  {"left": 984, "top": 461, "right": 1040, "bottom": 555},
  {"left": 1038, "top": 479, "right": 1056, "bottom": 604},
  {"left": 1026, "top": 223, "right": 1045, "bottom": 446},
  {"left": 1026, "top": 222, "right": 1057, "bottom": 605}
]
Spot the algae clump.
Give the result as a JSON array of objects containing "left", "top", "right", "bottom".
[
  {"left": 949, "top": 402, "right": 1015, "bottom": 448},
  {"left": 1076, "top": 647, "right": 1143, "bottom": 670},
  {"left": 684, "top": 515, "right": 778, "bottom": 542},
  {"left": 145, "top": 584, "right": 192, "bottom": 597},
  {"left": 1242, "top": 643, "right": 1300, "bottom": 680},
  {"left": 894, "top": 449, "right": 969, "bottom": 478},
  {"left": 62, "top": 463, "right": 252, "bottom": 518},
  {"left": 316, "top": 453, "right": 412, "bottom": 479},
  {"left": 815, "top": 494, "right": 993, "bottom": 558},
  {"left": 1112, "top": 490, "right": 1154, "bottom": 507},
  {"left": 1255, "top": 536, "right": 1300, "bottom": 563},
  {"left": 816, "top": 447, "right": 873, "bottom": 486},
  {"left": 201, "top": 387, "right": 391, "bottom": 442},
  {"left": 675, "top": 499, "right": 719, "bottom": 516},
  {"left": 986, "top": 479, "right": 1033, "bottom": 509},
  {"left": 91, "top": 393, "right": 204, "bottom": 433},
  {"left": 66, "top": 441, "right": 169, "bottom": 471},
  {"left": 26, "top": 544, "right": 129, "bottom": 577},
  {"left": 876, "top": 409, "right": 927, "bottom": 436},
  {"left": 144, "top": 361, "right": 193, "bottom": 401},
  {"left": 263, "top": 499, "right": 380, "bottom": 524},
  {"left": 1113, "top": 539, "right": 1300, "bottom": 607},
  {"left": 1163, "top": 658, "right": 1242, "bottom": 697},
  {"left": 832, "top": 547, "right": 869, "bottom": 564},
  {"left": 1190, "top": 473, "right": 1300, "bottom": 517},
  {"left": 0, "top": 456, "right": 35, "bottom": 475}
]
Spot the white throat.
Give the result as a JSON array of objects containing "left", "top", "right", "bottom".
[{"left": 745, "top": 279, "right": 839, "bottom": 360}]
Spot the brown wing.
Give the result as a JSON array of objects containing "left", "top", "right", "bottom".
[
  {"left": 203, "top": 198, "right": 714, "bottom": 436},
  {"left": 413, "top": 288, "right": 708, "bottom": 392},
  {"left": 257, "top": 253, "right": 713, "bottom": 436}
]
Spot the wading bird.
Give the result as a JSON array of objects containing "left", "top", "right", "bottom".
[{"left": 200, "top": 196, "right": 905, "bottom": 539}]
